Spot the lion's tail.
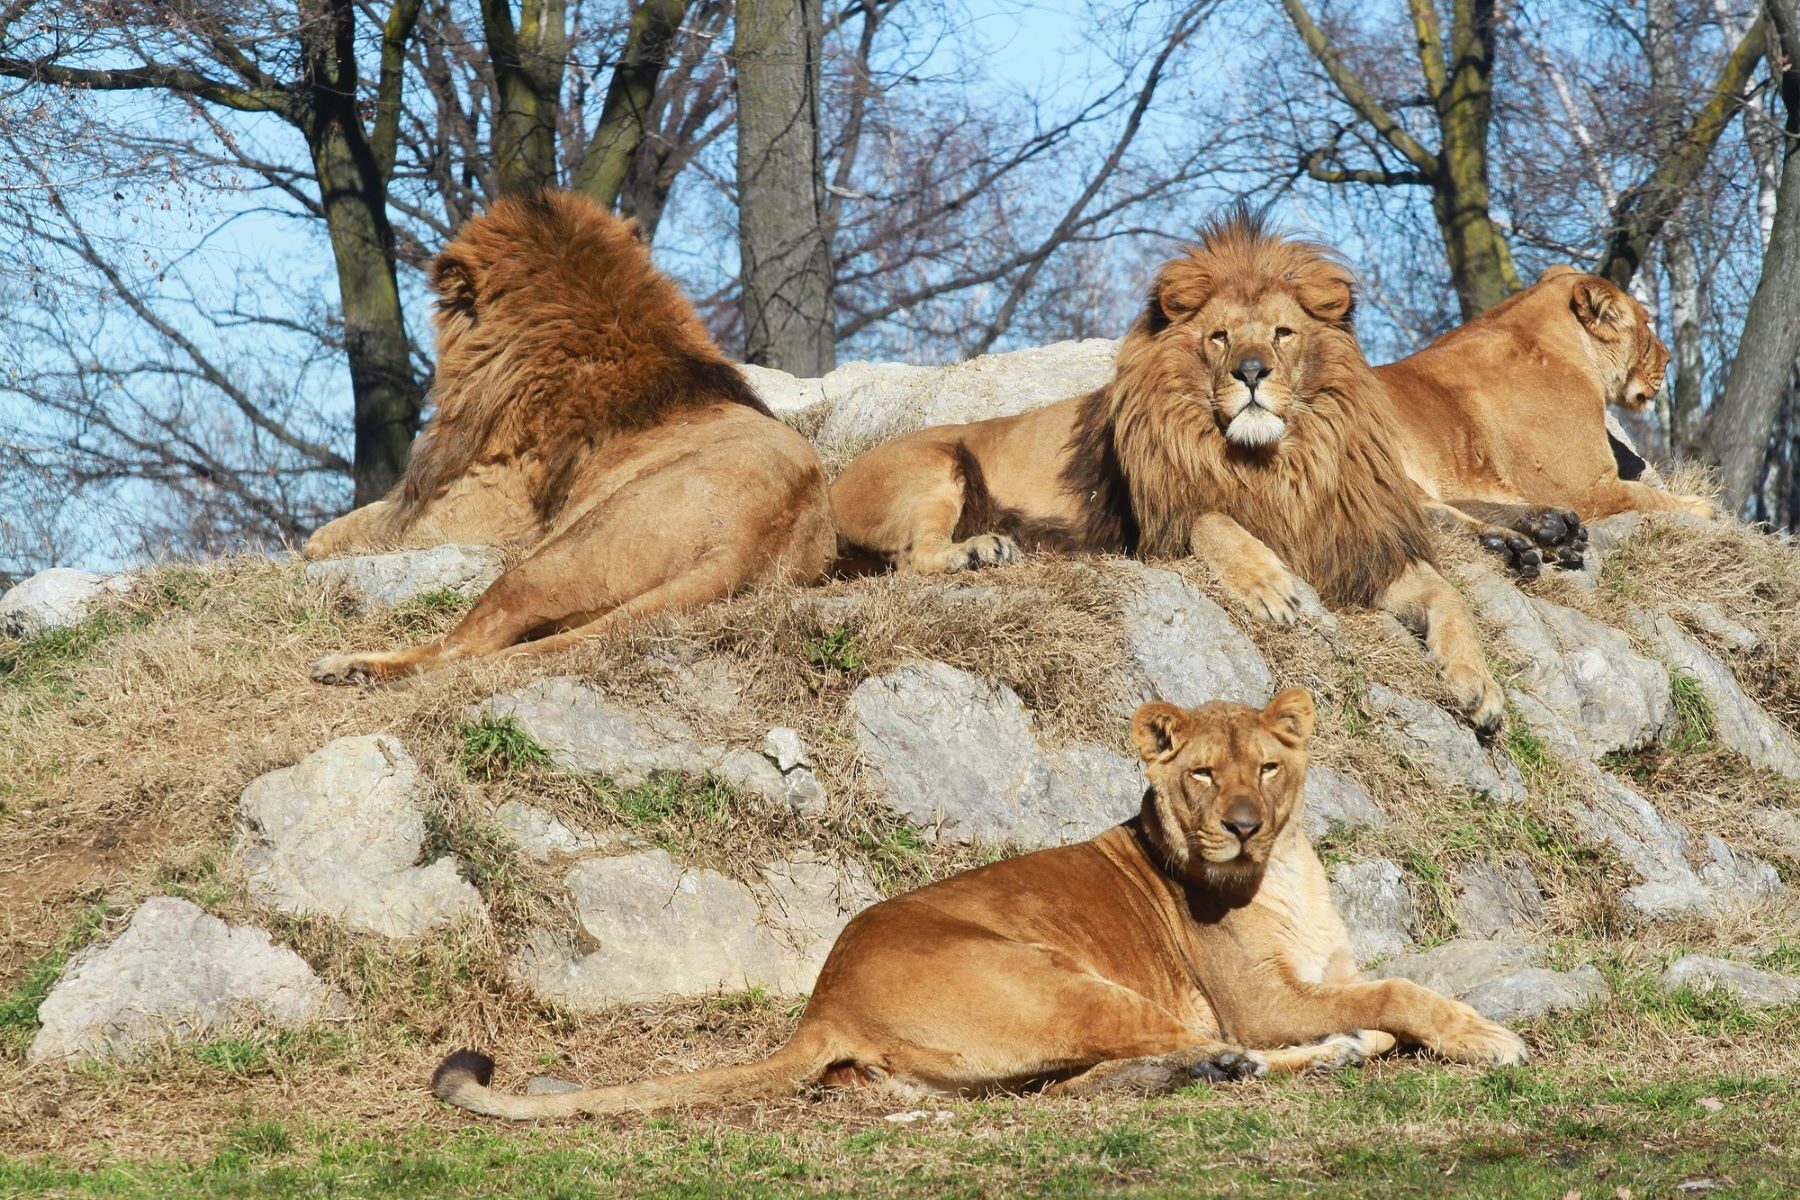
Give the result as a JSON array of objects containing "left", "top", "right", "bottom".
[{"left": 430, "top": 1028, "right": 839, "bottom": 1121}]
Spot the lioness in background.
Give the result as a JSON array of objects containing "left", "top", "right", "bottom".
[
  {"left": 1378, "top": 265, "right": 1715, "bottom": 577},
  {"left": 434, "top": 690, "right": 1525, "bottom": 1119},
  {"left": 306, "top": 191, "right": 836, "bottom": 683},
  {"left": 831, "top": 213, "right": 1504, "bottom": 733}
]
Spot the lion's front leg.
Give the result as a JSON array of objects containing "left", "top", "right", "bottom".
[
  {"left": 1378, "top": 562, "right": 1504, "bottom": 735},
  {"left": 1189, "top": 512, "right": 1303, "bottom": 626}
]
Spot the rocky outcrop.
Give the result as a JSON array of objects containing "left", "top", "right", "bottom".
[
  {"left": 1631, "top": 610, "right": 1800, "bottom": 778},
  {"left": 1373, "top": 939, "right": 1610, "bottom": 1023},
  {"left": 513, "top": 850, "right": 876, "bottom": 1007},
  {"left": 1119, "top": 564, "right": 1273, "bottom": 709},
  {"left": 1330, "top": 859, "right": 1415, "bottom": 963},
  {"left": 1660, "top": 955, "right": 1800, "bottom": 1008},
  {"left": 237, "top": 735, "right": 485, "bottom": 938},
  {"left": 28, "top": 897, "right": 346, "bottom": 1064},
  {"left": 1366, "top": 684, "right": 1526, "bottom": 803},
  {"left": 304, "top": 544, "right": 504, "bottom": 611},
  {"left": 0, "top": 568, "right": 132, "bottom": 639},
  {"left": 1302, "top": 767, "right": 1387, "bottom": 840},
  {"left": 493, "top": 800, "right": 626, "bottom": 863},
  {"left": 1454, "top": 858, "right": 1546, "bottom": 940},
  {"left": 850, "top": 661, "right": 1129, "bottom": 846}
]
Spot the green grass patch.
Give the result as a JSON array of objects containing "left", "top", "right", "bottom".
[
  {"left": 0, "top": 903, "right": 111, "bottom": 1057},
  {"left": 457, "top": 716, "right": 553, "bottom": 780},
  {"left": 1666, "top": 669, "right": 1717, "bottom": 754},
  {"left": 1502, "top": 722, "right": 1556, "bottom": 787},
  {"left": 387, "top": 588, "right": 474, "bottom": 637},
  {"left": 0, "top": 609, "right": 141, "bottom": 692},
  {"left": 804, "top": 624, "right": 865, "bottom": 674}
]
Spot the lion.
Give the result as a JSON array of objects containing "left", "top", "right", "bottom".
[
  {"left": 432, "top": 689, "right": 1526, "bottom": 1120},
  {"left": 831, "top": 212, "right": 1504, "bottom": 733},
  {"left": 304, "top": 190, "right": 836, "bottom": 683},
  {"left": 1377, "top": 264, "right": 1715, "bottom": 578}
]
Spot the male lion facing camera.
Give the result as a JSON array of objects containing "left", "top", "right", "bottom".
[
  {"left": 433, "top": 689, "right": 1525, "bottom": 1119},
  {"left": 832, "top": 212, "right": 1503, "bottom": 732}
]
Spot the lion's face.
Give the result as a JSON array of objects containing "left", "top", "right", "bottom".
[
  {"left": 1149, "top": 239, "right": 1357, "bottom": 450},
  {"left": 1562, "top": 271, "right": 1670, "bottom": 412},
  {"left": 1132, "top": 690, "right": 1314, "bottom": 887}
]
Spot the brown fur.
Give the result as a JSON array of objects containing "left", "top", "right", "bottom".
[
  {"left": 1380, "top": 264, "right": 1715, "bottom": 561},
  {"left": 303, "top": 190, "right": 835, "bottom": 683},
  {"left": 830, "top": 213, "right": 1503, "bottom": 731},
  {"left": 431, "top": 691, "right": 1526, "bottom": 1121}
]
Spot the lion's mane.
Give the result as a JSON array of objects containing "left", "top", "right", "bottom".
[{"left": 1102, "top": 212, "right": 1434, "bottom": 606}]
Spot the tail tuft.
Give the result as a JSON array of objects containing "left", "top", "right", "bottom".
[{"left": 433, "top": 1049, "right": 496, "bottom": 1100}]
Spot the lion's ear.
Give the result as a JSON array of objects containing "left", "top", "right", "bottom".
[
  {"left": 1571, "top": 278, "right": 1629, "bottom": 340},
  {"left": 1261, "top": 688, "right": 1315, "bottom": 749},
  {"left": 430, "top": 245, "right": 481, "bottom": 320},
  {"left": 1293, "top": 264, "right": 1355, "bottom": 327},
  {"left": 1152, "top": 259, "right": 1214, "bottom": 327},
  {"left": 1538, "top": 263, "right": 1580, "bottom": 284},
  {"left": 1131, "top": 702, "right": 1190, "bottom": 763}
]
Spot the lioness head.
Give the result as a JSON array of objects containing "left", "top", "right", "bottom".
[
  {"left": 1131, "top": 689, "right": 1314, "bottom": 889},
  {"left": 1142, "top": 213, "right": 1358, "bottom": 449},
  {"left": 1540, "top": 265, "right": 1670, "bottom": 411}
]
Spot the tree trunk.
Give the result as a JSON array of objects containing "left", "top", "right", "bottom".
[
  {"left": 575, "top": 0, "right": 689, "bottom": 211},
  {"left": 302, "top": 0, "right": 426, "bottom": 504},
  {"left": 734, "top": 0, "right": 835, "bottom": 374},
  {"left": 1433, "top": 0, "right": 1519, "bottom": 318},
  {"left": 483, "top": 0, "right": 569, "bottom": 193}
]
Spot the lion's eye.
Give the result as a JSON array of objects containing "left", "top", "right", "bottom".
[
  {"left": 1208, "top": 330, "right": 1228, "bottom": 345},
  {"left": 1261, "top": 762, "right": 1280, "bottom": 776},
  {"left": 1273, "top": 327, "right": 1294, "bottom": 343},
  {"left": 1190, "top": 768, "right": 1214, "bottom": 784}
]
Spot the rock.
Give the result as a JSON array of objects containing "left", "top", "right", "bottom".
[
  {"left": 761, "top": 728, "right": 829, "bottom": 818},
  {"left": 494, "top": 800, "right": 623, "bottom": 863},
  {"left": 816, "top": 338, "right": 1119, "bottom": 450},
  {"left": 1632, "top": 610, "right": 1800, "bottom": 779},
  {"left": 1455, "top": 859, "right": 1546, "bottom": 940},
  {"left": 1583, "top": 512, "right": 1644, "bottom": 556},
  {"left": 237, "top": 735, "right": 485, "bottom": 938},
  {"left": 1752, "top": 809, "right": 1800, "bottom": 861},
  {"left": 1467, "top": 573, "right": 1670, "bottom": 758},
  {"left": 1329, "top": 859, "right": 1414, "bottom": 964},
  {"left": 740, "top": 359, "right": 931, "bottom": 417},
  {"left": 1373, "top": 938, "right": 1609, "bottom": 1023},
  {"left": 305, "top": 544, "right": 504, "bottom": 611},
  {"left": 1365, "top": 684, "right": 1526, "bottom": 802},
  {"left": 1301, "top": 767, "right": 1387, "bottom": 840},
  {"left": 1374, "top": 939, "right": 1542, "bottom": 996},
  {"left": 1462, "top": 966, "right": 1611, "bottom": 1024},
  {"left": 1050, "top": 742, "right": 1145, "bottom": 825},
  {"left": 27, "top": 897, "right": 346, "bottom": 1064},
  {"left": 1118, "top": 564, "right": 1273, "bottom": 708},
  {"left": 1678, "top": 601, "right": 1759, "bottom": 653},
  {"left": 473, "top": 677, "right": 814, "bottom": 814},
  {"left": 0, "top": 568, "right": 131, "bottom": 639},
  {"left": 1661, "top": 955, "right": 1800, "bottom": 1008},
  {"left": 513, "top": 850, "right": 876, "bottom": 1007},
  {"left": 850, "top": 662, "right": 1122, "bottom": 846}
]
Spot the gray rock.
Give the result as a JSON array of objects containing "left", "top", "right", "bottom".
[
  {"left": 740, "top": 359, "right": 931, "bottom": 418},
  {"left": 1633, "top": 610, "right": 1800, "bottom": 779},
  {"left": 1366, "top": 684, "right": 1526, "bottom": 802},
  {"left": 494, "top": 800, "right": 624, "bottom": 863},
  {"left": 513, "top": 850, "right": 876, "bottom": 1007},
  {"left": 1661, "top": 955, "right": 1800, "bottom": 1008},
  {"left": 1050, "top": 742, "right": 1145, "bottom": 827},
  {"left": 28, "top": 897, "right": 347, "bottom": 1064},
  {"left": 1374, "top": 939, "right": 1542, "bottom": 996},
  {"left": 473, "top": 677, "right": 813, "bottom": 814},
  {"left": 1583, "top": 511, "right": 1644, "bottom": 556},
  {"left": 1752, "top": 809, "right": 1800, "bottom": 861},
  {"left": 237, "top": 735, "right": 485, "bottom": 938},
  {"left": 1462, "top": 965, "right": 1610, "bottom": 1023},
  {"left": 0, "top": 568, "right": 131, "bottom": 639},
  {"left": 1467, "top": 573, "right": 1670, "bottom": 758},
  {"left": 1455, "top": 859, "right": 1546, "bottom": 939},
  {"left": 816, "top": 338, "right": 1118, "bottom": 450},
  {"left": 850, "top": 662, "right": 1120, "bottom": 846},
  {"left": 1118, "top": 564, "right": 1273, "bottom": 709},
  {"left": 1679, "top": 602, "right": 1759, "bottom": 653},
  {"left": 1301, "top": 767, "right": 1387, "bottom": 840},
  {"left": 305, "top": 544, "right": 503, "bottom": 611},
  {"left": 1329, "top": 859, "right": 1415, "bottom": 964},
  {"left": 761, "top": 728, "right": 829, "bottom": 818}
]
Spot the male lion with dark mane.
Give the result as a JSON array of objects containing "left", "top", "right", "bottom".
[
  {"left": 832, "top": 213, "right": 1504, "bottom": 732},
  {"left": 306, "top": 191, "right": 835, "bottom": 683},
  {"left": 1377, "top": 264, "right": 1715, "bottom": 578},
  {"left": 432, "top": 690, "right": 1525, "bottom": 1120}
]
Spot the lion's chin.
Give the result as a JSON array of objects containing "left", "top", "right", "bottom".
[{"left": 1225, "top": 405, "right": 1287, "bottom": 448}]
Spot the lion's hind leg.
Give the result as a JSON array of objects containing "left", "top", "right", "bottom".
[
  {"left": 830, "top": 439, "right": 1020, "bottom": 574},
  {"left": 1378, "top": 562, "right": 1504, "bottom": 735}
]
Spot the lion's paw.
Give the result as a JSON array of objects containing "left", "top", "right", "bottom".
[
  {"left": 1677, "top": 494, "right": 1719, "bottom": 520},
  {"left": 1186, "top": 1048, "right": 1267, "bottom": 1084},
  {"left": 1442, "top": 662, "right": 1504, "bottom": 738},
  {"left": 1300, "top": 1031, "right": 1381, "bottom": 1072},
  {"left": 1433, "top": 1014, "right": 1529, "bottom": 1067},
  {"left": 311, "top": 653, "right": 375, "bottom": 687},
  {"left": 1478, "top": 530, "right": 1543, "bottom": 580},
  {"left": 951, "top": 534, "right": 1021, "bottom": 572},
  {"left": 1230, "top": 568, "right": 1302, "bottom": 627}
]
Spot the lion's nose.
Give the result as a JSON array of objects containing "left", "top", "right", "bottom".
[
  {"left": 1221, "top": 803, "right": 1262, "bottom": 842},
  {"left": 1231, "top": 356, "right": 1267, "bottom": 391}
]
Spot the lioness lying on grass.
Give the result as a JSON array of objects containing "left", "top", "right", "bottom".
[{"left": 434, "top": 690, "right": 1525, "bottom": 1119}]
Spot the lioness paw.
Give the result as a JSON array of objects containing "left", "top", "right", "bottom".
[
  {"left": 1231, "top": 569, "right": 1302, "bottom": 627},
  {"left": 957, "top": 533, "right": 1021, "bottom": 571},
  {"left": 311, "top": 653, "right": 375, "bottom": 687},
  {"left": 1433, "top": 1015, "right": 1529, "bottom": 1067},
  {"left": 1478, "top": 530, "right": 1543, "bottom": 580},
  {"left": 1186, "top": 1048, "right": 1267, "bottom": 1084}
]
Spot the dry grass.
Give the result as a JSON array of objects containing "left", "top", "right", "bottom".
[{"left": 3, "top": 509, "right": 1800, "bottom": 1178}]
